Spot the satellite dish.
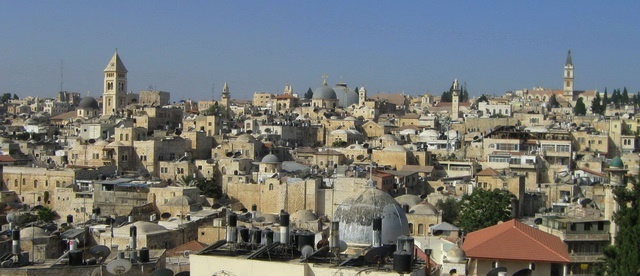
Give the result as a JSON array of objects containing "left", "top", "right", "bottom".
[
  {"left": 538, "top": 207, "right": 547, "bottom": 213},
  {"left": 513, "top": 268, "right": 532, "bottom": 276},
  {"left": 432, "top": 230, "right": 444, "bottom": 236},
  {"left": 151, "top": 268, "right": 174, "bottom": 276},
  {"left": 437, "top": 186, "right": 445, "bottom": 192},
  {"left": 89, "top": 245, "right": 111, "bottom": 263},
  {"left": 364, "top": 246, "right": 391, "bottom": 264},
  {"left": 106, "top": 259, "right": 132, "bottom": 275},
  {"left": 175, "top": 272, "right": 190, "bottom": 276},
  {"left": 316, "top": 238, "right": 329, "bottom": 250},
  {"left": 6, "top": 213, "right": 16, "bottom": 223},
  {"left": 300, "top": 245, "right": 314, "bottom": 259},
  {"left": 161, "top": 212, "right": 172, "bottom": 219},
  {"left": 338, "top": 240, "right": 348, "bottom": 253},
  {"left": 2, "top": 260, "right": 14, "bottom": 268},
  {"left": 487, "top": 267, "right": 507, "bottom": 276},
  {"left": 90, "top": 267, "right": 101, "bottom": 276},
  {"left": 183, "top": 250, "right": 192, "bottom": 258},
  {"left": 225, "top": 152, "right": 233, "bottom": 157},
  {"left": 88, "top": 139, "right": 96, "bottom": 144},
  {"left": 534, "top": 218, "right": 543, "bottom": 225}
]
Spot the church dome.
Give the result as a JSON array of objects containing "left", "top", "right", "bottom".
[
  {"left": 313, "top": 84, "right": 337, "bottom": 100},
  {"left": 20, "top": 227, "right": 47, "bottom": 239},
  {"left": 409, "top": 203, "right": 439, "bottom": 216},
  {"left": 380, "top": 134, "right": 398, "bottom": 141},
  {"left": 609, "top": 156, "right": 624, "bottom": 168},
  {"left": 333, "top": 188, "right": 410, "bottom": 245},
  {"left": 114, "top": 221, "right": 168, "bottom": 236},
  {"left": 167, "top": 196, "right": 195, "bottom": 206},
  {"left": 261, "top": 153, "right": 280, "bottom": 163},
  {"left": 236, "top": 134, "right": 257, "bottom": 143},
  {"left": 291, "top": 210, "right": 318, "bottom": 223},
  {"left": 384, "top": 145, "right": 409, "bottom": 152},
  {"left": 78, "top": 96, "right": 100, "bottom": 109},
  {"left": 334, "top": 83, "right": 359, "bottom": 107},
  {"left": 394, "top": 194, "right": 423, "bottom": 207}
]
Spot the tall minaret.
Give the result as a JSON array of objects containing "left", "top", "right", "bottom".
[
  {"left": 604, "top": 156, "right": 627, "bottom": 244},
  {"left": 220, "top": 82, "right": 230, "bottom": 118},
  {"left": 103, "top": 51, "right": 128, "bottom": 116},
  {"left": 451, "top": 79, "right": 460, "bottom": 120},
  {"left": 563, "top": 49, "right": 574, "bottom": 99},
  {"left": 358, "top": 86, "right": 367, "bottom": 106}
]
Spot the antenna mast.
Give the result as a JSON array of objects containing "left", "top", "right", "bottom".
[
  {"left": 211, "top": 83, "right": 215, "bottom": 101},
  {"left": 60, "top": 60, "right": 64, "bottom": 92}
]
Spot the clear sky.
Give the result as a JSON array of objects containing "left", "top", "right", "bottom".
[{"left": 0, "top": 1, "right": 638, "bottom": 101}]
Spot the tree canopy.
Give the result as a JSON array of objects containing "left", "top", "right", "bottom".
[
  {"left": 603, "top": 174, "right": 640, "bottom": 274},
  {"left": 548, "top": 94, "right": 560, "bottom": 110},
  {"left": 573, "top": 97, "right": 587, "bottom": 116},
  {"left": 436, "top": 197, "right": 459, "bottom": 225},
  {"left": 304, "top": 88, "right": 313, "bottom": 99},
  {"left": 458, "top": 188, "right": 515, "bottom": 232},
  {"left": 0, "top": 93, "right": 11, "bottom": 103},
  {"left": 36, "top": 206, "right": 57, "bottom": 223},
  {"left": 591, "top": 93, "right": 603, "bottom": 115}
]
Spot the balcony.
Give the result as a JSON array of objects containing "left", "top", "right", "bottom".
[
  {"left": 570, "top": 252, "right": 605, "bottom": 263},
  {"left": 563, "top": 231, "right": 610, "bottom": 241}
]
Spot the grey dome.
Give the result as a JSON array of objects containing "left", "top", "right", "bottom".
[
  {"left": 291, "top": 210, "right": 318, "bottom": 223},
  {"left": 313, "top": 84, "right": 337, "bottom": 100},
  {"left": 78, "top": 96, "right": 100, "bottom": 109},
  {"left": 409, "top": 203, "right": 439, "bottom": 215},
  {"left": 114, "top": 221, "right": 167, "bottom": 236},
  {"left": 334, "top": 83, "right": 359, "bottom": 107},
  {"left": 333, "top": 188, "right": 410, "bottom": 245},
  {"left": 20, "top": 227, "right": 47, "bottom": 239},
  {"left": 236, "top": 134, "right": 257, "bottom": 143},
  {"left": 384, "top": 145, "right": 409, "bottom": 152},
  {"left": 261, "top": 153, "right": 280, "bottom": 163},
  {"left": 447, "top": 245, "right": 466, "bottom": 262}
]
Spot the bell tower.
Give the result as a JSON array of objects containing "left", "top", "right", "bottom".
[
  {"left": 103, "top": 51, "right": 128, "bottom": 116},
  {"left": 563, "top": 50, "right": 574, "bottom": 99},
  {"left": 451, "top": 79, "right": 460, "bottom": 120},
  {"left": 220, "top": 82, "right": 230, "bottom": 119}
]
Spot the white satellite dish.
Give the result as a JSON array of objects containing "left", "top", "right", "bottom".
[
  {"left": 106, "top": 259, "right": 132, "bottom": 275},
  {"left": 300, "top": 245, "right": 314, "bottom": 259},
  {"left": 338, "top": 240, "right": 348, "bottom": 253}
]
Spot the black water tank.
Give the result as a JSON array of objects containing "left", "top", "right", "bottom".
[
  {"left": 237, "top": 227, "right": 249, "bottom": 243},
  {"left": 140, "top": 247, "right": 150, "bottom": 262},
  {"left": 67, "top": 215, "right": 74, "bottom": 224},
  {"left": 297, "top": 231, "right": 315, "bottom": 251},
  {"left": 393, "top": 250, "right": 412, "bottom": 273},
  {"left": 228, "top": 213, "right": 237, "bottom": 227},
  {"left": 383, "top": 243, "right": 397, "bottom": 253},
  {"left": 280, "top": 212, "right": 290, "bottom": 227},
  {"left": 250, "top": 228, "right": 262, "bottom": 245},
  {"left": 372, "top": 217, "right": 382, "bottom": 231},
  {"left": 68, "top": 250, "right": 83, "bottom": 266},
  {"left": 251, "top": 204, "right": 257, "bottom": 212}
]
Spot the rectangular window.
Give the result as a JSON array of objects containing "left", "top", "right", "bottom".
[
  {"left": 541, "top": 144, "right": 556, "bottom": 152},
  {"left": 557, "top": 145, "right": 570, "bottom": 152}
]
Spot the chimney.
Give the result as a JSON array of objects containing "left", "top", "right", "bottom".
[
  {"left": 280, "top": 211, "right": 290, "bottom": 246},
  {"left": 372, "top": 217, "right": 382, "bottom": 247},
  {"left": 12, "top": 230, "right": 20, "bottom": 257}
]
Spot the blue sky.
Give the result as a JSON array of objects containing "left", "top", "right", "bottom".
[{"left": 0, "top": 1, "right": 638, "bottom": 101}]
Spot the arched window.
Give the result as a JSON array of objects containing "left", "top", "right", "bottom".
[
  {"left": 268, "top": 184, "right": 274, "bottom": 191},
  {"left": 408, "top": 223, "right": 414, "bottom": 234},
  {"left": 418, "top": 224, "right": 425, "bottom": 235},
  {"left": 14, "top": 179, "right": 18, "bottom": 187}
]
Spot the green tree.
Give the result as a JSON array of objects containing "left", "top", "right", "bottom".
[
  {"left": 436, "top": 197, "right": 459, "bottom": 224},
  {"left": 0, "top": 93, "right": 11, "bottom": 103},
  {"left": 548, "top": 94, "right": 560, "bottom": 109},
  {"left": 304, "top": 88, "right": 313, "bottom": 99},
  {"left": 12, "top": 93, "right": 19, "bottom": 100},
  {"left": 441, "top": 90, "right": 452, "bottom": 102},
  {"left": 602, "top": 173, "right": 640, "bottom": 275},
  {"left": 591, "top": 93, "right": 602, "bottom": 115},
  {"left": 574, "top": 97, "right": 587, "bottom": 116},
  {"left": 622, "top": 87, "right": 629, "bottom": 105},
  {"left": 612, "top": 89, "right": 621, "bottom": 108},
  {"left": 603, "top": 88, "right": 609, "bottom": 106},
  {"left": 36, "top": 207, "right": 57, "bottom": 223},
  {"left": 476, "top": 94, "right": 489, "bottom": 104},
  {"left": 461, "top": 85, "right": 469, "bottom": 102},
  {"left": 458, "top": 188, "right": 515, "bottom": 232}
]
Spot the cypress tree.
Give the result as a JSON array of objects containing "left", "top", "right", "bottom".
[
  {"left": 603, "top": 174, "right": 640, "bottom": 274},
  {"left": 574, "top": 97, "right": 586, "bottom": 115}
]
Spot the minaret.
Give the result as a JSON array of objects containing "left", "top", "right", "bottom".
[
  {"left": 563, "top": 50, "right": 574, "bottom": 99},
  {"left": 358, "top": 86, "right": 367, "bottom": 106},
  {"left": 103, "top": 50, "right": 128, "bottom": 116},
  {"left": 221, "top": 82, "right": 230, "bottom": 118},
  {"left": 451, "top": 79, "right": 460, "bottom": 120},
  {"left": 604, "top": 156, "right": 627, "bottom": 244}
]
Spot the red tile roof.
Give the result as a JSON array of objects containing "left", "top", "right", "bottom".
[{"left": 462, "top": 219, "right": 570, "bottom": 263}]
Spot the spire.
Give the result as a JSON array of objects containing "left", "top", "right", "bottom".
[
  {"left": 222, "top": 82, "right": 229, "bottom": 95},
  {"left": 104, "top": 50, "right": 128, "bottom": 73},
  {"left": 566, "top": 49, "right": 573, "bottom": 66},
  {"left": 322, "top": 74, "right": 329, "bottom": 85}
]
